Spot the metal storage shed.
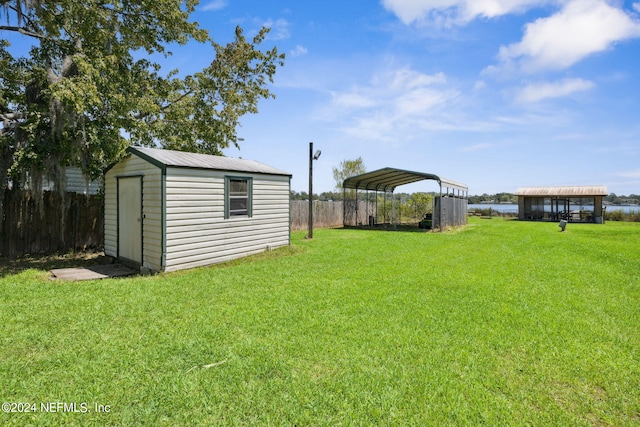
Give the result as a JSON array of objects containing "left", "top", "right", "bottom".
[
  {"left": 514, "top": 185, "right": 608, "bottom": 223},
  {"left": 342, "top": 167, "right": 468, "bottom": 231},
  {"left": 104, "top": 146, "right": 292, "bottom": 273}
]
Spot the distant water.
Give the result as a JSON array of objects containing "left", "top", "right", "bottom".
[
  {"left": 468, "top": 204, "right": 639, "bottom": 214},
  {"left": 467, "top": 204, "right": 518, "bottom": 213}
]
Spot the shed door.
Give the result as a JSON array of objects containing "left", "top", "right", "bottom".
[{"left": 118, "top": 176, "right": 142, "bottom": 266}]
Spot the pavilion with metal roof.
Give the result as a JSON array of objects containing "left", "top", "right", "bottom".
[
  {"left": 342, "top": 167, "right": 468, "bottom": 231},
  {"left": 514, "top": 185, "right": 608, "bottom": 223}
]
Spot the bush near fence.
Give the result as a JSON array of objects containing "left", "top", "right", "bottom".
[
  {"left": 0, "top": 190, "right": 103, "bottom": 257},
  {"left": 467, "top": 207, "right": 640, "bottom": 222},
  {"left": 468, "top": 208, "right": 518, "bottom": 218},
  {"left": 605, "top": 209, "right": 640, "bottom": 222}
]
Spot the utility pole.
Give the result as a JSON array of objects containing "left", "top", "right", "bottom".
[{"left": 307, "top": 142, "right": 321, "bottom": 239}]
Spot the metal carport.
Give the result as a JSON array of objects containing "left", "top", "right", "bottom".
[{"left": 342, "top": 167, "right": 468, "bottom": 231}]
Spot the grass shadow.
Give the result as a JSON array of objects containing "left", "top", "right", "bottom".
[
  {"left": 343, "top": 224, "right": 433, "bottom": 233},
  {"left": 0, "top": 250, "right": 103, "bottom": 278}
]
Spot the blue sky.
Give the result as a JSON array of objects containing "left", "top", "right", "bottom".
[
  {"left": 188, "top": 0, "right": 640, "bottom": 196},
  {"left": 6, "top": 0, "right": 640, "bottom": 195}
]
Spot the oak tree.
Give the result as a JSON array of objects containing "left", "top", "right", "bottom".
[{"left": 0, "top": 0, "right": 284, "bottom": 206}]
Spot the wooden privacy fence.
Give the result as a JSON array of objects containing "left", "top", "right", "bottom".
[
  {"left": 2, "top": 198, "right": 369, "bottom": 257},
  {"left": 290, "top": 200, "right": 375, "bottom": 230},
  {"left": 290, "top": 200, "right": 345, "bottom": 231},
  {"left": 0, "top": 190, "right": 103, "bottom": 257},
  {"left": 433, "top": 196, "right": 468, "bottom": 230}
]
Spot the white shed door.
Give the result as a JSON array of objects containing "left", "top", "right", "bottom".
[{"left": 118, "top": 176, "right": 142, "bottom": 265}]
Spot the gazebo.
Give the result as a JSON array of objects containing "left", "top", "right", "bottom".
[
  {"left": 342, "top": 167, "right": 468, "bottom": 231},
  {"left": 514, "top": 185, "right": 608, "bottom": 223}
]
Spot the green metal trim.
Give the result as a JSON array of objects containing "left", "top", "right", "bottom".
[
  {"left": 116, "top": 177, "right": 119, "bottom": 260},
  {"left": 140, "top": 176, "right": 144, "bottom": 267},
  {"left": 248, "top": 177, "right": 253, "bottom": 218},
  {"left": 288, "top": 176, "right": 292, "bottom": 245},
  {"left": 161, "top": 167, "right": 166, "bottom": 271},
  {"left": 224, "top": 176, "right": 229, "bottom": 219},
  {"left": 127, "top": 146, "right": 167, "bottom": 173},
  {"left": 104, "top": 150, "right": 129, "bottom": 174},
  {"left": 224, "top": 175, "right": 253, "bottom": 219}
]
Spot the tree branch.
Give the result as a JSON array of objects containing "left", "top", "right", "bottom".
[
  {"left": 134, "top": 89, "right": 195, "bottom": 120},
  {"left": 162, "top": 90, "right": 194, "bottom": 111},
  {"left": 0, "top": 112, "right": 24, "bottom": 121},
  {"left": 0, "top": 25, "right": 44, "bottom": 39}
]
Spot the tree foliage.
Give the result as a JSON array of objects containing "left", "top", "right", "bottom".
[
  {"left": 0, "top": 0, "right": 285, "bottom": 202},
  {"left": 467, "top": 193, "right": 517, "bottom": 204},
  {"left": 332, "top": 157, "right": 366, "bottom": 191},
  {"left": 403, "top": 192, "right": 432, "bottom": 219}
]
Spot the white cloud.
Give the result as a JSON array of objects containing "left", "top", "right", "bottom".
[
  {"left": 395, "top": 87, "right": 453, "bottom": 115},
  {"left": 331, "top": 92, "right": 376, "bottom": 109},
  {"left": 324, "top": 67, "right": 459, "bottom": 141},
  {"left": 381, "top": 0, "right": 553, "bottom": 25},
  {"left": 514, "top": 78, "right": 594, "bottom": 103},
  {"left": 290, "top": 45, "right": 308, "bottom": 58},
  {"left": 390, "top": 69, "right": 446, "bottom": 89},
  {"left": 473, "top": 80, "right": 487, "bottom": 91},
  {"left": 384, "top": 1, "right": 640, "bottom": 75},
  {"left": 464, "top": 0, "right": 548, "bottom": 18},
  {"left": 459, "top": 143, "right": 496, "bottom": 152},
  {"left": 263, "top": 18, "right": 291, "bottom": 40},
  {"left": 342, "top": 113, "right": 398, "bottom": 142},
  {"left": 381, "top": 0, "right": 456, "bottom": 25},
  {"left": 498, "top": 0, "right": 640, "bottom": 73},
  {"left": 201, "top": 0, "right": 227, "bottom": 12},
  {"left": 330, "top": 67, "right": 450, "bottom": 113},
  {"left": 339, "top": 68, "right": 452, "bottom": 114},
  {"left": 618, "top": 169, "right": 640, "bottom": 178}
]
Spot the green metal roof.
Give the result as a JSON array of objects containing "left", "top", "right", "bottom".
[{"left": 342, "top": 167, "right": 468, "bottom": 193}]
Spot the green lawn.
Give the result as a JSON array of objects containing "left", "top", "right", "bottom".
[{"left": 1, "top": 218, "right": 639, "bottom": 426}]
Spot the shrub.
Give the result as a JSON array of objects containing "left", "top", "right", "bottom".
[{"left": 604, "top": 210, "right": 640, "bottom": 222}]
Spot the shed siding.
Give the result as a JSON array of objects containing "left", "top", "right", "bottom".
[
  {"left": 65, "top": 167, "right": 103, "bottom": 194},
  {"left": 104, "top": 155, "right": 163, "bottom": 271},
  {"left": 164, "top": 167, "right": 290, "bottom": 272},
  {"left": 41, "top": 166, "right": 103, "bottom": 194}
]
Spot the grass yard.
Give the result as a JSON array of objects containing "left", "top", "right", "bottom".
[{"left": 1, "top": 217, "right": 639, "bottom": 426}]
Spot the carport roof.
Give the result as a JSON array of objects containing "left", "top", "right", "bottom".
[{"left": 342, "top": 167, "right": 468, "bottom": 193}]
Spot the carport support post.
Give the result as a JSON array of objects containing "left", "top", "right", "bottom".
[
  {"left": 366, "top": 190, "right": 370, "bottom": 226},
  {"left": 342, "top": 185, "right": 345, "bottom": 227},
  {"left": 308, "top": 142, "right": 314, "bottom": 239},
  {"left": 392, "top": 192, "right": 396, "bottom": 227},
  {"left": 439, "top": 182, "right": 443, "bottom": 232}
]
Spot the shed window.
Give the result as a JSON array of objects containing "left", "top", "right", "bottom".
[{"left": 225, "top": 177, "right": 252, "bottom": 218}]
